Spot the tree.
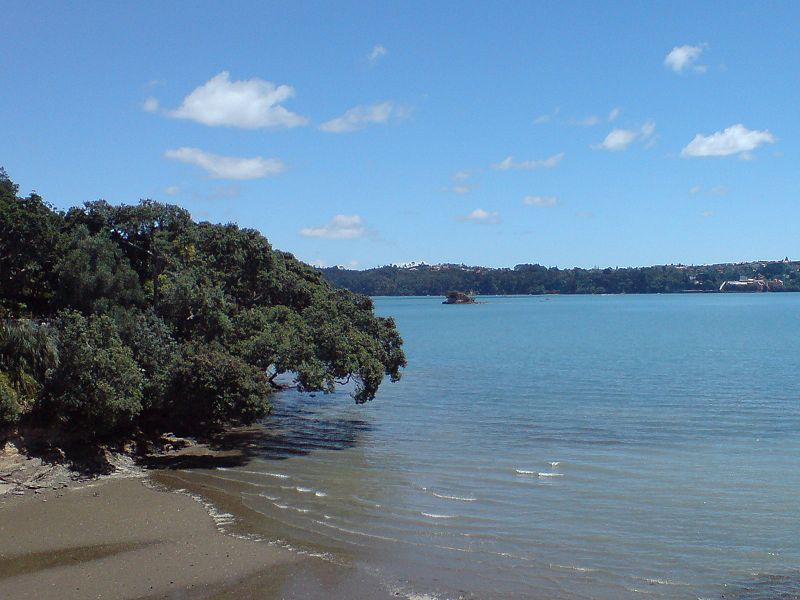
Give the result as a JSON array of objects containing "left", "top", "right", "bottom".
[{"left": 46, "top": 312, "right": 144, "bottom": 437}]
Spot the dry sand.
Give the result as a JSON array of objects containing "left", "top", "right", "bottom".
[{"left": 0, "top": 475, "right": 396, "bottom": 599}]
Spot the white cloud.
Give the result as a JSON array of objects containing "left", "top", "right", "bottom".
[
  {"left": 608, "top": 107, "right": 621, "bottom": 122},
  {"left": 459, "top": 208, "right": 499, "bottom": 224},
  {"left": 300, "top": 215, "right": 366, "bottom": 239},
  {"left": 368, "top": 44, "right": 387, "bottom": 64},
  {"left": 664, "top": 44, "right": 705, "bottom": 73},
  {"left": 594, "top": 121, "right": 655, "bottom": 151},
  {"left": 492, "top": 152, "right": 564, "bottom": 170},
  {"left": 164, "top": 185, "right": 180, "bottom": 196},
  {"left": 681, "top": 124, "right": 776, "bottom": 158},
  {"left": 701, "top": 210, "right": 715, "bottom": 218},
  {"left": 595, "top": 128, "right": 637, "bottom": 151},
  {"left": 689, "top": 184, "right": 703, "bottom": 194},
  {"left": 319, "top": 101, "right": 396, "bottom": 133},
  {"left": 523, "top": 195, "right": 559, "bottom": 207},
  {"left": 164, "top": 147, "right": 286, "bottom": 180},
  {"left": 169, "top": 71, "right": 308, "bottom": 129},
  {"left": 142, "top": 96, "right": 160, "bottom": 113},
  {"left": 454, "top": 170, "right": 470, "bottom": 181}
]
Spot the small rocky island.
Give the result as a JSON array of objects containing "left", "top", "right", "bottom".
[{"left": 443, "top": 291, "right": 476, "bottom": 304}]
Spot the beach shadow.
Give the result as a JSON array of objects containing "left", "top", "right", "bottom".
[{"left": 143, "top": 392, "right": 374, "bottom": 471}]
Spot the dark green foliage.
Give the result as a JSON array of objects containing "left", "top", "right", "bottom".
[
  {"left": 166, "top": 343, "right": 270, "bottom": 427},
  {"left": 54, "top": 226, "right": 144, "bottom": 313},
  {"left": 0, "top": 168, "right": 406, "bottom": 439},
  {"left": 46, "top": 312, "right": 144, "bottom": 436},
  {"left": 0, "top": 319, "right": 59, "bottom": 424},
  {"left": 111, "top": 308, "right": 178, "bottom": 412},
  {"left": 322, "top": 261, "right": 800, "bottom": 296},
  {"left": 0, "top": 374, "right": 22, "bottom": 425},
  {"left": 0, "top": 169, "right": 64, "bottom": 315}
]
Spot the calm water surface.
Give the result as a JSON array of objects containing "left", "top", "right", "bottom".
[{"left": 175, "top": 295, "right": 800, "bottom": 599}]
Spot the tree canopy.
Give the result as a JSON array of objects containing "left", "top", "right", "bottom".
[{"left": 0, "top": 169, "right": 405, "bottom": 438}]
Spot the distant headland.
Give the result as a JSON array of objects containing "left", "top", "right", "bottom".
[{"left": 321, "top": 259, "right": 799, "bottom": 296}]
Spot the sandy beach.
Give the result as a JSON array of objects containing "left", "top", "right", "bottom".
[{"left": 0, "top": 475, "right": 396, "bottom": 599}]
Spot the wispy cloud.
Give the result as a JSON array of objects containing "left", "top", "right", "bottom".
[
  {"left": 523, "top": 195, "right": 559, "bottom": 207},
  {"left": 594, "top": 121, "right": 655, "bottom": 151},
  {"left": 368, "top": 44, "right": 387, "bottom": 64},
  {"left": 164, "top": 147, "right": 286, "bottom": 179},
  {"left": 319, "top": 101, "right": 399, "bottom": 133},
  {"left": 164, "top": 185, "right": 180, "bottom": 196},
  {"left": 533, "top": 107, "right": 559, "bottom": 125},
  {"left": 443, "top": 170, "right": 474, "bottom": 194},
  {"left": 458, "top": 208, "right": 499, "bottom": 224},
  {"left": 492, "top": 152, "right": 564, "bottom": 170},
  {"left": 701, "top": 210, "right": 715, "bottom": 218},
  {"left": 608, "top": 107, "right": 621, "bottom": 122},
  {"left": 690, "top": 184, "right": 729, "bottom": 196},
  {"left": 142, "top": 96, "right": 160, "bottom": 113},
  {"left": 300, "top": 215, "right": 366, "bottom": 239},
  {"left": 681, "top": 124, "right": 776, "bottom": 158},
  {"left": 168, "top": 71, "right": 308, "bottom": 129},
  {"left": 572, "top": 115, "right": 601, "bottom": 126},
  {"left": 664, "top": 44, "right": 707, "bottom": 73}
]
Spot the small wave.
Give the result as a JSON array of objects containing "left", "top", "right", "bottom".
[
  {"left": 431, "top": 492, "right": 477, "bottom": 502},
  {"left": 315, "top": 491, "right": 328, "bottom": 497},
  {"left": 550, "top": 461, "right": 561, "bottom": 467},
  {"left": 537, "top": 472, "right": 563, "bottom": 478},
  {"left": 295, "top": 508, "right": 310, "bottom": 514},
  {"left": 274, "top": 503, "right": 289, "bottom": 510},
  {"left": 217, "top": 467, "right": 290, "bottom": 479},
  {"left": 259, "top": 493, "right": 278, "bottom": 501},
  {"left": 421, "top": 512, "right": 457, "bottom": 519},
  {"left": 549, "top": 563, "right": 598, "bottom": 573},
  {"left": 515, "top": 469, "right": 537, "bottom": 475},
  {"left": 296, "top": 486, "right": 312, "bottom": 493}
]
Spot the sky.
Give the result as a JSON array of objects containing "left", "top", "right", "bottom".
[{"left": 2, "top": 1, "right": 798, "bottom": 269}]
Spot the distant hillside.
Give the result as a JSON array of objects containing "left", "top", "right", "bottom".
[{"left": 321, "top": 260, "right": 800, "bottom": 296}]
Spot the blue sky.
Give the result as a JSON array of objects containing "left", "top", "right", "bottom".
[{"left": 2, "top": 1, "right": 798, "bottom": 269}]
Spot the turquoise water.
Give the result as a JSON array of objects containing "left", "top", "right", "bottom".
[{"left": 189, "top": 295, "right": 800, "bottom": 599}]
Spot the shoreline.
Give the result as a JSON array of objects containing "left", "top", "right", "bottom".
[{"left": 0, "top": 470, "right": 397, "bottom": 599}]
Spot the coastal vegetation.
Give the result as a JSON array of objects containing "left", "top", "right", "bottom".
[
  {"left": 0, "top": 169, "right": 405, "bottom": 439},
  {"left": 322, "top": 260, "right": 800, "bottom": 296}
]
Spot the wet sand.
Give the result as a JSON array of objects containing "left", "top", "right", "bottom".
[{"left": 0, "top": 476, "right": 396, "bottom": 599}]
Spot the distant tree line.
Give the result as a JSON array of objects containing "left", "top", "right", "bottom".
[
  {"left": 0, "top": 169, "right": 405, "bottom": 439},
  {"left": 322, "top": 261, "right": 800, "bottom": 296}
]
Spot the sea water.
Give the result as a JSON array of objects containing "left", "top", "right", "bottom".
[{"left": 177, "top": 295, "right": 800, "bottom": 599}]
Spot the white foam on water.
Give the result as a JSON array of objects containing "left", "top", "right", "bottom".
[
  {"left": 218, "top": 467, "right": 290, "bottom": 479},
  {"left": 550, "top": 461, "right": 561, "bottom": 467},
  {"left": 514, "top": 469, "right": 537, "bottom": 475},
  {"left": 296, "top": 486, "right": 312, "bottom": 493},
  {"left": 315, "top": 491, "right": 328, "bottom": 497},
  {"left": 549, "top": 563, "right": 598, "bottom": 573},
  {"left": 274, "top": 503, "right": 290, "bottom": 509},
  {"left": 431, "top": 492, "right": 477, "bottom": 502},
  {"left": 537, "top": 472, "right": 563, "bottom": 478},
  {"left": 421, "top": 512, "right": 457, "bottom": 519}
]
